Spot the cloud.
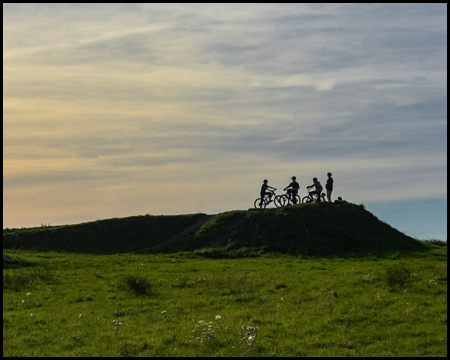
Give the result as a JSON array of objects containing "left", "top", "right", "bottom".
[{"left": 3, "top": 3, "right": 447, "bottom": 229}]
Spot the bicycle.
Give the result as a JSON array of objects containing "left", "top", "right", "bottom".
[
  {"left": 274, "top": 190, "right": 301, "bottom": 207},
  {"left": 254, "top": 189, "right": 277, "bottom": 209},
  {"left": 302, "top": 188, "right": 326, "bottom": 203}
]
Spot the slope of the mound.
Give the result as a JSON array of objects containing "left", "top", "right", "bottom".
[
  {"left": 3, "top": 213, "right": 208, "bottom": 254},
  {"left": 170, "top": 203, "right": 426, "bottom": 256}
]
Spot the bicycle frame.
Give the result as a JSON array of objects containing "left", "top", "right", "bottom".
[
  {"left": 254, "top": 190, "right": 277, "bottom": 209},
  {"left": 302, "top": 189, "right": 325, "bottom": 203}
]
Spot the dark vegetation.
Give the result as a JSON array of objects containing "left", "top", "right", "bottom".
[
  {"left": 3, "top": 203, "right": 428, "bottom": 258},
  {"left": 172, "top": 203, "right": 427, "bottom": 257},
  {"left": 117, "top": 275, "right": 154, "bottom": 296},
  {"left": 3, "top": 213, "right": 207, "bottom": 254},
  {"left": 384, "top": 264, "right": 413, "bottom": 289}
]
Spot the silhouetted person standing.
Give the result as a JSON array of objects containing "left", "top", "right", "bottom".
[
  {"left": 326, "top": 172, "right": 333, "bottom": 202},
  {"left": 284, "top": 176, "right": 300, "bottom": 204}
]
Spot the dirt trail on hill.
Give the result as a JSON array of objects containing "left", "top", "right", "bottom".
[{"left": 129, "top": 214, "right": 216, "bottom": 253}]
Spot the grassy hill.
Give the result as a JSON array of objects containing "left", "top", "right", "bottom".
[
  {"left": 3, "top": 213, "right": 207, "bottom": 254},
  {"left": 176, "top": 203, "right": 426, "bottom": 257},
  {"left": 3, "top": 203, "right": 425, "bottom": 256}
]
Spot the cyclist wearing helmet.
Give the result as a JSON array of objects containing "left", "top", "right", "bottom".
[
  {"left": 284, "top": 176, "right": 300, "bottom": 204},
  {"left": 307, "top": 177, "right": 323, "bottom": 202},
  {"left": 260, "top": 179, "right": 276, "bottom": 202},
  {"left": 326, "top": 172, "right": 333, "bottom": 202}
]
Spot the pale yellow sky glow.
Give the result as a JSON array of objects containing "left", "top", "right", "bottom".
[{"left": 3, "top": 4, "right": 447, "bottom": 239}]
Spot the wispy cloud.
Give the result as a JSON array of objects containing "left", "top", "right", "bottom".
[{"left": 3, "top": 4, "right": 447, "bottom": 233}]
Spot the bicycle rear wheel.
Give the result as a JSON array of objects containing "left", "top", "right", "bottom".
[
  {"left": 274, "top": 195, "right": 286, "bottom": 207},
  {"left": 302, "top": 195, "right": 312, "bottom": 203},
  {"left": 254, "top": 198, "right": 267, "bottom": 209}
]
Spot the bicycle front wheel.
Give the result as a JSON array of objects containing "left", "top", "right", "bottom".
[
  {"left": 302, "top": 195, "right": 312, "bottom": 204},
  {"left": 293, "top": 195, "right": 301, "bottom": 204},
  {"left": 254, "top": 198, "right": 266, "bottom": 209}
]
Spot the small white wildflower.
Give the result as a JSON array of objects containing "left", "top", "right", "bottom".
[
  {"left": 30, "top": 313, "right": 35, "bottom": 317},
  {"left": 215, "top": 315, "right": 221, "bottom": 320},
  {"left": 248, "top": 336, "right": 255, "bottom": 342},
  {"left": 79, "top": 314, "right": 83, "bottom": 318},
  {"left": 118, "top": 322, "right": 122, "bottom": 326},
  {"left": 22, "top": 300, "right": 25, "bottom": 303},
  {"left": 429, "top": 280, "right": 436, "bottom": 284},
  {"left": 161, "top": 311, "right": 166, "bottom": 314},
  {"left": 198, "top": 320, "right": 204, "bottom": 324},
  {"left": 113, "top": 320, "right": 116, "bottom": 323},
  {"left": 26, "top": 293, "right": 31, "bottom": 297}
]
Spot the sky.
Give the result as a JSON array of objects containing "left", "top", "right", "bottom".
[{"left": 3, "top": 3, "right": 447, "bottom": 240}]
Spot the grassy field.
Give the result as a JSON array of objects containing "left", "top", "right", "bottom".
[{"left": 3, "top": 243, "right": 447, "bottom": 357}]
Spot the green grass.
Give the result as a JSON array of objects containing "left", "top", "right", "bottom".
[{"left": 3, "top": 244, "right": 447, "bottom": 357}]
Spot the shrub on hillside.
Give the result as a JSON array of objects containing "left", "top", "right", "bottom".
[
  {"left": 118, "top": 275, "right": 154, "bottom": 295},
  {"left": 422, "top": 239, "right": 447, "bottom": 246},
  {"left": 385, "top": 265, "right": 412, "bottom": 289}
]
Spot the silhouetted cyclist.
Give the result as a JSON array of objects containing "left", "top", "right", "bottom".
[
  {"left": 284, "top": 176, "right": 300, "bottom": 204},
  {"left": 260, "top": 179, "right": 276, "bottom": 202},
  {"left": 307, "top": 177, "right": 323, "bottom": 202}
]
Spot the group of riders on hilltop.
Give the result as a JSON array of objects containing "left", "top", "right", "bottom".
[{"left": 260, "top": 173, "right": 346, "bottom": 205}]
